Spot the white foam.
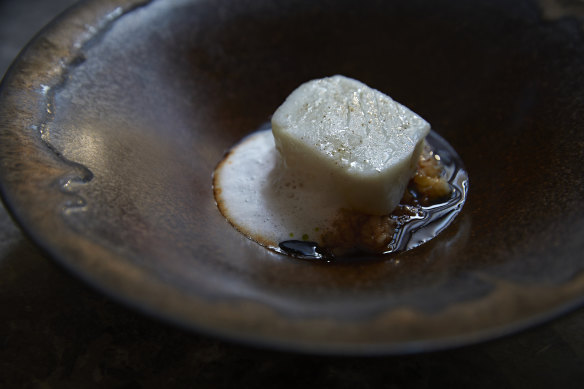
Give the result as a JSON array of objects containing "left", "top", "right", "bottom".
[{"left": 214, "top": 130, "right": 342, "bottom": 248}]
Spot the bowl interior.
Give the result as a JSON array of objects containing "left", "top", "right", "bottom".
[{"left": 1, "top": 0, "right": 584, "bottom": 353}]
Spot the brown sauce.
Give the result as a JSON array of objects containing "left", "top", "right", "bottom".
[{"left": 277, "top": 130, "right": 469, "bottom": 261}]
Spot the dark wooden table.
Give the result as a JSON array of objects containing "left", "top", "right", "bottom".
[{"left": 1, "top": 1, "right": 583, "bottom": 387}]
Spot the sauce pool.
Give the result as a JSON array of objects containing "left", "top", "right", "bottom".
[{"left": 276, "top": 130, "right": 469, "bottom": 262}]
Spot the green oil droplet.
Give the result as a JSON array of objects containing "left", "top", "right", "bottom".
[{"left": 302, "top": 234, "right": 309, "bottom": 241}]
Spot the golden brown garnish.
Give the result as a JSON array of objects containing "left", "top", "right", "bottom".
[
  {"left": 412, "top": 144, "right": 451, "bottom": 205},
  {"left": 321, "top": 210, "right": 397, "bottom": 255}
]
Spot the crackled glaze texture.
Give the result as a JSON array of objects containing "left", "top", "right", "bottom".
[{"left": 0, "top": 0, "right": 584, "bottom": 354}]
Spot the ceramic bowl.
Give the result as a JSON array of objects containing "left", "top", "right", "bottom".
[{"left": 1, "top": 0, "right": 583, "bottom": 354}]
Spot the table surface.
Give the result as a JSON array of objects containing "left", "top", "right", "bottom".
[{"left": 1, "top": 1, "right": 584, "bottom": 388}]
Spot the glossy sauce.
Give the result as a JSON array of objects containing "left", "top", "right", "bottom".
[{"left": 276, "top": 130, "right": 469, "bottom": 261}]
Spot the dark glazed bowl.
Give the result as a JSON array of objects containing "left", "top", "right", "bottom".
[{"left": 1, "top": 0, "right": 583, "bottom": 354}]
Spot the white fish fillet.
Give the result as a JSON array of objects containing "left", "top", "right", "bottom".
[{"left": 272, "top": 75, "right": 430, "bottom": 215}]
